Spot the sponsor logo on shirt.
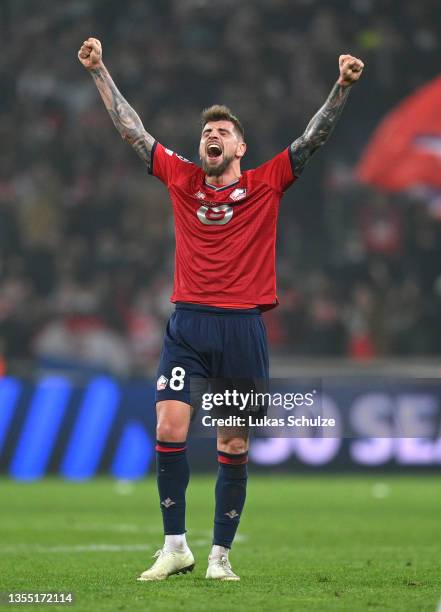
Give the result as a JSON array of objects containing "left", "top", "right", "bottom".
[
  {"left": 195, "top": 190, "right": 206, "bottom": 200},
  {"left": 229, "top": 188, "right": 247, "bottom": 201},
  {"left": 197, "top": 203, "right": 233, "bottom": 225}
]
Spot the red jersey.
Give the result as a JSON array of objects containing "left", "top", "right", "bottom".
[{"left": 149, "top": 142, "right": 297, "bottom": 309}]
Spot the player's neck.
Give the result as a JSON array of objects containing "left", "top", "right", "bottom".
[{"left": 205, "top": 164, "right": 241, "bottom": 187}]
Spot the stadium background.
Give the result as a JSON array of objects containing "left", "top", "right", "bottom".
[{"left": 0, "top": 0, "right": 440, "bottom": 477}]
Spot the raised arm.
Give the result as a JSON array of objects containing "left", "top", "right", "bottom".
[
  {"left": 290, "top": 54, "right": 364, "bottom": 177},
  {"left": 78, "top": 38, "right": 155, "bottom": 167}
]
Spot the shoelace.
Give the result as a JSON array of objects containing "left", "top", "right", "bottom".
[
  {"left": 150, "top": 549, "right": 166, "bottom": 566},
  {"left": 219, "top": 555, "right": 235, "bottom": 575},
  {"left": 152, "top": 548, "right": 181, "bottom": 561}
]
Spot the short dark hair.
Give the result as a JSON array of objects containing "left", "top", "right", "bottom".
[{"left": 200, "top": 104, "right": 245, "bottom": 140}]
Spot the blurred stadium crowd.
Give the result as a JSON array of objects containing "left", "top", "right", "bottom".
[{"left": 0, "top": 0, "right": 440, "bottom": 375}]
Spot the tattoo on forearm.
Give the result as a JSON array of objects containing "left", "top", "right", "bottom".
[
  {"left": 90, "top": 65, "right": 155, "bottom": 167},
  {"left": 290, "top": 82, "right": 350, "bottom": 177}
]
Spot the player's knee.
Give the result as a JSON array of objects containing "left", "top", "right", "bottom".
[
  {"left": 218, "top": 437, "right": 248, "bottom": 455},
  {"left": 156, "top": 421, "right": 187, "bottom": 443}
]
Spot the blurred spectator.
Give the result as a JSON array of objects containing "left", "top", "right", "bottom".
[{"left": 359, "top": 194, "right": 403, "bottom": 259}]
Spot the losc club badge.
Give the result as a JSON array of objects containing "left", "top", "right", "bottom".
[
  {"left": 229, "top": 188, "right": 247, "bottom": 201},
  {"left": 157, "top": 375, "right": 169, "bottom": 391}
]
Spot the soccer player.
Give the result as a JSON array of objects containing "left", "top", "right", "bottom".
[{"left": 78, "top": 37, "right": 364, "bottom": 581}]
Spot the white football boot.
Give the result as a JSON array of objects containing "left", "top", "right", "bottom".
[
  {"left": 137, "top": 548, "right": 195, "bottom": 581},
  {"left": 205, "top": 553, "right": 240, "bottom": 581}
]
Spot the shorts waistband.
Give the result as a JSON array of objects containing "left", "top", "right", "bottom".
[{"left": 174, "top": 302, "right": 262, "bottom": 316}]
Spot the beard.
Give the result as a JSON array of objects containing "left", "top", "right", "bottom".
[{"left": 201, "top": 153, "right": 235, "bottom": 177}]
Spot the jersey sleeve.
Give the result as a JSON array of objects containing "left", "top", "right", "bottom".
[
  {"left": 148, "top": 141, "right": 194, "bottom": 187},
  {"left": 253, "top": 148, "right": 297, "bottom": 193}
]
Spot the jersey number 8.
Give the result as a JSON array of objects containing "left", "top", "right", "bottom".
[{"left": 170, "top": 366, "right": 186, "bottom": 391}]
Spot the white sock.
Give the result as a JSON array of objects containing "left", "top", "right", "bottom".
[
  {"left": 164, "top": 534, "right": 189, "bottom": 553},
  {"left": 210, "top": 544, "right": 229, "bottom": 559}
]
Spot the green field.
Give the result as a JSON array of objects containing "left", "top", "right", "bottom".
[{"left": 0, "top": 476, "right": 440, "bottom": 611}]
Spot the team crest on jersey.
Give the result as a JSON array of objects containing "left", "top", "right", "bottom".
[
  {"left": 194, "top": 190, "right": 206, "bottom": 200},
  {"left": 197, "top": 203, "right": 233, "bottom": 225},
  {"left": 157, "top": 375, "right": 169, "bottom": 391},
  {"left": 229, "top": 188, "right": 247, "bottom": 201}
]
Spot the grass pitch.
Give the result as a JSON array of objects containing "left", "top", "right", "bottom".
[{"left": 0, "top": 475, "right": 440, "bottom": 611}]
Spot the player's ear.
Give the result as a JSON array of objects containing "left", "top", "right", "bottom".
[{"left": 236, "top": 141, "right": 247, "bottom": 159}]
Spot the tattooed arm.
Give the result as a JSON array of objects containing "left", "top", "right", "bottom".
[
  {"left": 291, "top": 54, "right": 364, "bottom": 177},
  {"left": 78, "top": 38, "right": 154, "bottom": 167}
]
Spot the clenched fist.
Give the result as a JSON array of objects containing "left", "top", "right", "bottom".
[
  {"left": 338, "top": 54, "right": 364, "bottom": 87},
  {"left": 78, "top": 37, "right": 102, "bottom": 70}
]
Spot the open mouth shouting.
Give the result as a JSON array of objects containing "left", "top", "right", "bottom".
[
  {"left": 201, "top": 139, "right": 234, "bottom": 176},
  {"left": 206, "top": 142, "right": 223, "bottom": 161}
]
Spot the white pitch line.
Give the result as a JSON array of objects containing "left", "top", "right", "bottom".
[
  {"left": 71, "top": 523, "right": 143, "bottom": 533},
  {"left": 0, "top": 535, "right": 247, "bottom": 554},
  {"left": 70, "top": 526, "right": 247, "bottom": 543},
  {"left": 0, "top": 544, "right": 152, "bottom": 554}
]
